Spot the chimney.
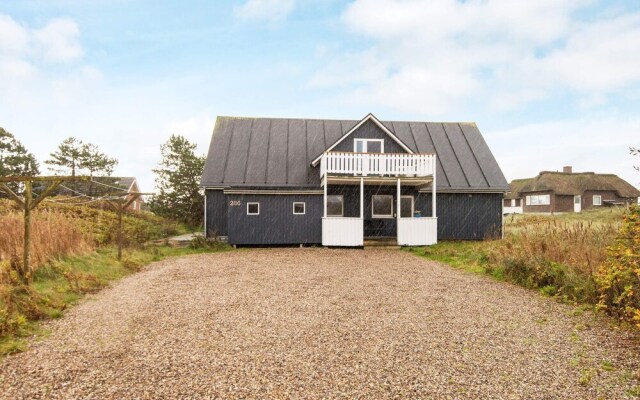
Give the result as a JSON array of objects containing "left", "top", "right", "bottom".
[{"left": 563, "top": 166, "right": 572, "bottom": 173}]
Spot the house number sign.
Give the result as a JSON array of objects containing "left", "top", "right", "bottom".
[{"left": 229, "top": 200, "right": 241, "bottom": 206}]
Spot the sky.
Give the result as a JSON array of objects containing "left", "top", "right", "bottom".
[{"left": 1, "top": 0, "right": 639, "bottom": 192}]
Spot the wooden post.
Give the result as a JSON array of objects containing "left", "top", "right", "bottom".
[
  {"left": 117, "top": 207, "right": 123, "bottom": 261},
  {"left": 0, "top": 176, "right": 75, "bottom": 283},
  {"left": 23, "top": 180, "right": 32, "bottom": 282},
  {"left": 104, "top": 192, "right": 151, "bottom": 262}
]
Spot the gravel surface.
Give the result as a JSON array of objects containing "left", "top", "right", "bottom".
[{"left": 1, "top": 248, "right": 640, "bottom": 399}]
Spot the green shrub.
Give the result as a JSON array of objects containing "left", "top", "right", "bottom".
[{"left": 596, "top": 204, "right": 640, "bottom": 327}]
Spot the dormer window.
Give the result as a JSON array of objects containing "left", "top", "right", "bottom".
[{"left": 354, "top": 138, "right": 384, "bottom": 153}]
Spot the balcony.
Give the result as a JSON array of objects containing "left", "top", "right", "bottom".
[{"left": 319, "top": 151, "right": 436, "bottom": 179}]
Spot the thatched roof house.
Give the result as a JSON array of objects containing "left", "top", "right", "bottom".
[{"left": 505, "top": 166, "right": 639, "bottom": 213}]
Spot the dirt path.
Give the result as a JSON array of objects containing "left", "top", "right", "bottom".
[{"left": 1, "top": 248, "right": 639, "bottom": 399}]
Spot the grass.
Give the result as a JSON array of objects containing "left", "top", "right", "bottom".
[
  {"left": 0, "top": 242, "right": 231, "bottom": 357},
  {"left": 408, "top": 207, "right": 627, "bottom": 305}
]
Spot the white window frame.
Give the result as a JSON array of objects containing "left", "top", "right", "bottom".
[
  {"left": 354, "top": 138, "right": 384, "bottom": 153},
  {"left": 400, "top": 195, "right": 414, "bottom": 218},
  {"left": 293, "top": 202, "right": 306, "bottom": 215},
  {"left": 525, "top": 194, "right": 550, "bottom": 206},
  {"left": 593, "top": 195, "right": 602, "bottom": 206},
  {"left": 372, "top": 195, "right": 394, "bottom": 218},
  {"left": 326, "top": 195, "right": 344, "bottom": 217},
  {"left": 247, "top": 202, "right": 260, "bottom": 215}
]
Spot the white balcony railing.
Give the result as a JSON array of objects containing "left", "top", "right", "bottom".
[{"left": 320, "top": 152, "right": 435, "bottom": 178}]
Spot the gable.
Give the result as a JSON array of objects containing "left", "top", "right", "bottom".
[
  {"left": 310, "top": 114, "right": 413, "bottom": 165},
  {"left": 331, "top": 119, "right": 409, "bottom": 154}
]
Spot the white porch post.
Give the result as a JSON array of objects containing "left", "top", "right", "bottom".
[
  {"left": 323, "top": 174, "right": 327, "bottom": 218},
  {"left": 360, "top": 177, "right": 364, "bottom": 219},
  {"left": 397, "top": 178, "right": 401, "bottom": 221},
  {"left": 432, "top": 163, "right": 437, "bottom": 218}
]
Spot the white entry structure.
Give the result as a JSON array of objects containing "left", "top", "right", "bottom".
[{"left": 320, "top": 151, "right": 437, "bottom": 246}]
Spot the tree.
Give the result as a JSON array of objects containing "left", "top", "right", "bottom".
[
  {"left": 632, "top": 147, "right": 639, "bottom": 173},
  {"left": 0, "top": 128, "right": 40, "bottom": 192},
  {"left": 45, "top": 137, "right": 85, "bottom": 177},
  {"left": 46, "top": 137, "right": 118, "bottom": 178},
  {"left": 149, "top": 135, "right": 205, "bottom": 227},
  {"left": 80, "top": 143, "right": 118, "bottom": 178}
]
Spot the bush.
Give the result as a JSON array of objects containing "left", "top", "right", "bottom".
[
  {"left": 486, "top": 219, "right": 616, "bottom": 304},
  {"left": 596, "top": 204, "right": 640, "bottom": 327}
]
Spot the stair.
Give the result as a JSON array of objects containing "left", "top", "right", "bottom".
[{"left": 364, "top": 237, "right": 400, "bottom": 249}]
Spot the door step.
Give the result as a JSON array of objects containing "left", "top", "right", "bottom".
[{"left": 364, "top": 238, "right": 400, "bottom": 248}]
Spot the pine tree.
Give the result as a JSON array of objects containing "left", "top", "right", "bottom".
[
  {"left": 80, "top": 143, "right": 118, "bottom": 178},
  {"left": 0, "top": 128, "right": 40, "bottom": 193},
  {"left": 149, "top": 135, "right": 205, "bottom": 227},
  {"left": 45, "top": 137, "right": 85, "bottom": 177},
  {"left": 46, "top": 137, "right": 118, "bottom": 177}
]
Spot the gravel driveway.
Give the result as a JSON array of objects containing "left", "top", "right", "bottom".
[{"left": 1, "top": 248, "right": 639, "bottom": 399}]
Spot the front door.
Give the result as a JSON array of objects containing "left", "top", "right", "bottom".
[{"left": 574, "top": 195, "right": 581, "bottom": 212}]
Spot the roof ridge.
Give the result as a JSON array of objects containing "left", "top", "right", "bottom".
[{"left": 216, "top": 115, "right": 477, "bottom": 124}]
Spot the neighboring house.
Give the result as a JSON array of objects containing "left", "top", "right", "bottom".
[
  {"left": 58, "top": 176, "right": 144, "bottom": 211},
  {"left": 200, "top": 113, "right": 509, "bottom": 246},
  {"left": 505, "top": 166, "right": 640, "bottom": 214},
  {"left": 114, "top": 177, "right": 144, "bottom": 211}
]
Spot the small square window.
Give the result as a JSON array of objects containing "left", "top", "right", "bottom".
[
  {"left": 247, "top": 202, "right": 259, "bottom": 215},
  {"left": 593, "top": 195, "right": 602, "bottom": 206},
  {"left": 293, "top": 202, "right": 305, "bottom": 215}
]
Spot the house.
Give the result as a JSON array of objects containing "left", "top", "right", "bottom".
[
  {"left": 200, "top": 113, "right": 509, "bottom": 246},
  {"left": 57, "top": 176, "right": 144, "bottom": 211},
  {"left": 504, "top": 166, "right": 640, "bottom": 214},
  {"left": 113, "top": 177, "right": 144, "bottom": 211}
]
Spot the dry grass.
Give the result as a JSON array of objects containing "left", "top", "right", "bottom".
[
  {"left": 0, "top": 211, "right": 94, "bottom": 270},
  {"left": 488, "top": 219, "right": 618, "bottom": 303},
  {"left": 415, "top": 207, "right": 628, "bottom": 305}
]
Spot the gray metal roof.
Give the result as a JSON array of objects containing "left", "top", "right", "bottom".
[{"left": 201, "top": 116, "right": 509, "bottom": 191}]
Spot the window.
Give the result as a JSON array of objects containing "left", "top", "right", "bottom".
[
  {"left": 400, "top": 196, "right": 414, "bottom": 218},
  {"left": 326, "top": 195, "right": 343, "bottom": 217},
  {"left": 372, "top": 195, "right": 393, "bottom": 218},
  {"left": 293, "top": 202, "right": 305, "bottom": 215},
  {"left": 247, "top": 202, "right": 259, "bottom": 215},
  {"left": 525, "top": 195, "right": 550, "bottom": 206},
  {"left": 593, "top": 195, "right": 601, "bottom": 206},
  {"left": 354, "top": 139, "right": 384, "bottom": 153}
]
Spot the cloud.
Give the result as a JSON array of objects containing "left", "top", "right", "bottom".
[
  {"left": 33, "top": 18, "right": 83, "bottom": 63},
  {"left": 310, "top": 0, "right": 640, "bottom": 115},
  {"left": 0, "top": 14, "right": 30, "bottom": 54},
  {"left": 234, "top": 0, "right": 295, "bottom": 22},
  {"left": 489, "top": 116, "right": 640, "bottom": 185},
  {"left": 166, "top": 113, "right": 216, "bottom": 152},
  {"left": 0, "top": 14, "right": 103, "bottom": 132}
]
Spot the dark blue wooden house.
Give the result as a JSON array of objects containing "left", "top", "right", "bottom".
[{"left": 200, "top": 113, "right": 508, "bottom": 246}]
